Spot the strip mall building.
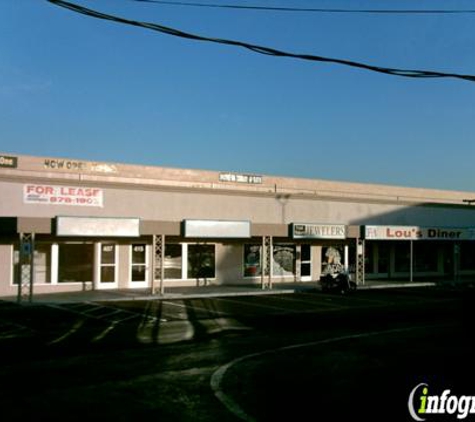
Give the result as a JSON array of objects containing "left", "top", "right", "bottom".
[{"left": 1, "top": 152, "right": 475, "bottom": 299}]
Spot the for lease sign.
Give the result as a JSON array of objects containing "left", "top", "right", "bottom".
[{"left": 24, "top": 184, "right": 103, "bottom": 207}]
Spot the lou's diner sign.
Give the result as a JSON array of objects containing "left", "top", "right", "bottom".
[{"left": 365, "top": 225, "right": 475, "bottom": 241}]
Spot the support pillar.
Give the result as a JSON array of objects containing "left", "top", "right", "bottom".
[
  {"left": 356, "top": 238, "right": 365, "bottom": 285},
  {"left": 261, "top": 236, "right": 273, "bottom": 289},
  {"left": 152, "top": 234, "right": 165, "bottom": 295},
  {"left": 17, "top": 233, "right": 35, "bottom": 303}
]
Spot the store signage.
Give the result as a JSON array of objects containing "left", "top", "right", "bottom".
[
  {"left": 56, "top": 217, "right": 140, "bottom": 237},
  {"left": 184, "top": 219, "right": 251, "bottom": 238},
  {"left": 219, "top": 172, "right": 263, "bottom": 184},
  {"left": 0, "top": 155, "right": 18, "bottom": 168},
  {"left": 43, "top": 159, "right": 117, "bottom": 173},
  {"left": 24, "top": 184, "right": 104, "bottom": 207},
  {"left": 292, "top": 223, "right": 346, "bottom": 239},
  {"left": 365, "top": 225, "right": 475, "bottom": 241}
]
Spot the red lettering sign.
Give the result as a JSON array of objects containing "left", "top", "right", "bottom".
[{"left": 23, "top": 184, "right": 103, "bottom": 207}]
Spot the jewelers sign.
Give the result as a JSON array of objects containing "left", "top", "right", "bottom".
[
  {"left": 24, "top": 184, "right": 103, "bottom": 207},
  {"left": 292, "top": 223, "right": 346, "bottom": 239}
]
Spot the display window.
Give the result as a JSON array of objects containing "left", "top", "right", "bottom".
[
  {"left": 272, "top": 244, "right": 295, "bottom": 277},
  {"left": 59, "top": 243, "right": 94, "bottom": 283},
  {"left": 165, "top": 244, "right": 183, "bottom": 279},
  {"left": 187, "top": 244, "right": 215, "bottom": 279},
  {"left": 460, "top": 243, "right": 475, "bottom": 271},
  {"left": 244, "top": 244, "right": 262, "bottom": 277}
]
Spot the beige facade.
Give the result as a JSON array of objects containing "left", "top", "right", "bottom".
[{"left": 1, "top": 152, "right": 475, "bottom": 298}]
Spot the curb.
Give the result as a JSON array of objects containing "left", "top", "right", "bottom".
[
  {"left": 358, "top": 282, "right": 436, "bottom": 290},
  {"left": 3, "top": 282, "right": 442, "bottom": 304}
]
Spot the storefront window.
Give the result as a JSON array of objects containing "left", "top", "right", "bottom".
[
  {"left": 441, "top": 244, "right": 454, "bottom": 276},
  {"left": 165, "top": 244, "right": 182, "bottom": 279},
  {"left": 365, "top": 243, "right": 375, "bottom": 274},
  {"left": 460, "top": 243, "right": 475, "bottom": 271},
  {"left": 378, "top": 243, "right": 390, "bottom": 274},
  {"left": 188, "top": 244, "right": 215, "bottom": 279},
  {"left": 58, "top": 244, "right": 94, "bottom": 283},
  {"left": 414, "top": 243, "right": 438, "bottom": 272},
  {"left": 273, "top": 244, "right": 295, "bottom": 276},
  {"left": 394, "top": 242, "right": 410, "bottom": 273},
  {"left": 244, "top": 245, "right": 261, "bottom": 277}
]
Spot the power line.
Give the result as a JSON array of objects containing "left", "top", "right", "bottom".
[
  {"left": 46, "top": 0, "right": 475, "bottom": 83},
  {"left": 130, "top": 0, "right": 475, "bottom": 15}
]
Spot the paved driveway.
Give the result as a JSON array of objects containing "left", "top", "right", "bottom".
[{"left": 1, "top": 287, "right": 473, "bottom": 421}]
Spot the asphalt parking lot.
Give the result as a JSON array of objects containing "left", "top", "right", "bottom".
[{"left": 1, "top": 286, "right": 474, "bottom": 421}]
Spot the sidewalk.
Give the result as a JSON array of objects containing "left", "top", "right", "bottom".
[
  {"left": 1, "top": 279, "right": 444, "bottom": 304},
  {"left": 4, "top": 282, "right": 316, "bottom": 304}
]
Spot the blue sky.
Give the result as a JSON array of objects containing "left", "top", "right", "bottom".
[{"left": 1, "top": 0, "right": 474, "bottom": 191}]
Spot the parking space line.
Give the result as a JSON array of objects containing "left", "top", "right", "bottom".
[
  {"left": 214, "top": 297, "right": 299, "bottom": 313},
  {"left": 0, "top": 322, "right": 35, "bottom": 339},
  {"left": 268, "top": 294, "right": 349, "bottom": 310},
  {"left": 92, "top": 322, "right": 118, "bottom": 342},
  {"left": 46, "top": 302, "right": 142, "bottom": 324},
  {"left": 162, "top": 300, "right": 231, "bottom": 317},
  {"left": 48, "top": 319, "right": 86, "bottom": 345}
]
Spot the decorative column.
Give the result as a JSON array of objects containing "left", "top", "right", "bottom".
[
  {"left": 261, "top": 236, "right": 273, "bottom": 289},
  {"left": 356, "top": 238, "right": 365, "bottom": 285},
  {"left": 152, "top": 234, "right": 165, "bottom": 295},
  {"left": 17, "top": 233, "right": 35, "bottom": 303}
]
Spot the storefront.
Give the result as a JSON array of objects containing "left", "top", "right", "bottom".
[
  {"left": 364, "top": 226, "right": 475, "bottom": 282},
  {"left": 3, "top": 220, "right": 357, "bottom": 296},
  {"left": 1, "top": 152, "right": 475, "bottom": 299}
]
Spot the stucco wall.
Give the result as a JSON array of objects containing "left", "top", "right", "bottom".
[
  {"left": 2, "top": 179, "right": 475, "bottom": 227},
  {"left": 0, "top": 245, "right": 13, "bottom": 296}
]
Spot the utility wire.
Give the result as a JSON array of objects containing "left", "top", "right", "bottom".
[
  {"left": 47, "top": 0, "right": 475, "bottom": 83},
  {"left": 130, "top": 0, "right": 475, "bottom": 15}
]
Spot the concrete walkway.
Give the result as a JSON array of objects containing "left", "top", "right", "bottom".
[{"left": 2, "top": 279, "right": 443, "bottom": 304}]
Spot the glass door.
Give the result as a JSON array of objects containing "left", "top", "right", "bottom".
[
  {"left": 97, "top": 243, "right": 118, "bottom": 289},
  {"left": 300, "top": 244, "right": 312, "bottom": 281},
  {"left": 130, "top": 244, "right": 149, "bottom": 288}
]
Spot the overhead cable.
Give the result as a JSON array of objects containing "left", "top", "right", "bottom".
[
  {"left": 46, "top": 0, "right": 475, "bottom": 83},
  {"left": 130, "top": 0, "right": 475, "bottom": 15}
]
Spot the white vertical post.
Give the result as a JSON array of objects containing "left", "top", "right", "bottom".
[
  {"left": 267, "top": 236, "right": 273, "bottom": 289},
  {"left": 159, "top": 235, "right": 165, "bottom": 295},
  {"left": 182, "top": 243, "right": 188, "bottom": 280},
  {"left": 344, "top": 245, "right": 349, "bottom": 271},
  {"left": 261, "top": 236, "right": 265, "bottom": 289},
  {"left": 94, "top": 242, "right": 101, "bottom": 289},
  {"left": 51, "top": 243, "right": 59, "bottom": 285}
]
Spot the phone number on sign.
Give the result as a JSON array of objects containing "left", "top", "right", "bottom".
[{"left": 48, "top": 196, "right": 101, "bottom": 205}]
